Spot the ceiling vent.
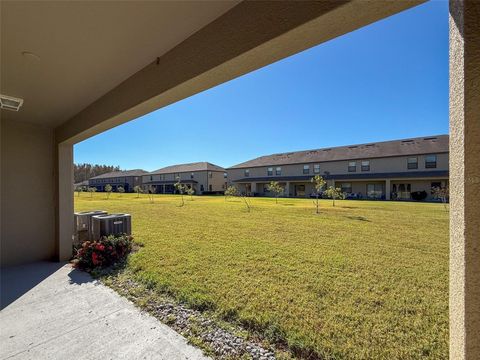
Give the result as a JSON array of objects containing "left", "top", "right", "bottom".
[{"left": 0, "top": 94, "right": 24, "bottom": 111}]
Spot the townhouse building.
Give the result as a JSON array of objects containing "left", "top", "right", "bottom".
[
  {"left": 89, "top": 169, "right": 148, "bottom": 192},
  {"left": 228, "top": 135, "right": 449, "bottom": 201},
  {"left": 143, "top": 162, "right": 227, "bottom": 195}
]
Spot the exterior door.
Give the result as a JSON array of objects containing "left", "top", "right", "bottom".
[
  {"left": 366, "top": 184, "right": 383, "bottom": 199},
  {"left": 295, "top": 184, "right": 305, "bottom": 197},
  {"left": 395, "top": 183, "right": 411, "bottom": 200}
]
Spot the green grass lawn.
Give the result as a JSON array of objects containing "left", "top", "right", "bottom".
[{"left": 75, "top": 193, "right": 448, "bottom": 359}]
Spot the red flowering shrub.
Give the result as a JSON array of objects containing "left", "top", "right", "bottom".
[{"left": 73, "top": 234, "right": 134, "bottom": 271}]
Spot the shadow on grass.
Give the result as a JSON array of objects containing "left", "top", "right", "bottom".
[{"left": 344, "top": 215, "right": 371, "bottom": 222}]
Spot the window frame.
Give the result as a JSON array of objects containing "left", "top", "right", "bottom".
[
  {"left": 244, "top": 169, "right": 250, "bottom": 177},
  {"left": 407, "top": 157, "right": 418, "bottom": 169},
  {"left": 361, "top": 160, "right": 370, "bottom": 172},
  {"left": 276, "top": 167, "right": 282, "bottom": 176},
  {"left": 425, "top": 154, "right": 437, "bottom": 169},
  {"left": 267, "top": 167, "right": 273, "bottom": 176},
  {"left": 303, "top": 165, "right": 310, "bottom": 174},
  {"left": 348, "top": 161, "right": 357, "bottom": 172},
  {"left": 313, "top": 164, "right": 320, "bottom": 174},
  {"left": 340, "top": 182, "right": 352, "bottom": 194}
]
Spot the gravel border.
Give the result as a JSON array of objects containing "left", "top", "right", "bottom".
[{"left": 103, "top": 276, "right": 278, "bottom": 360}]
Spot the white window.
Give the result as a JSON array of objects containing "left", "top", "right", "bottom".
[
  {"left": 267, "top": 167, "right": 273, "bottom": 176},
  {"left": 303, "top": 165, "right": 310, "bottom": 174},
  {"left": 314, "top": 164, "right": 320, "bottom": 174},
  {"left": 276, "top": 167, "right": 282, "bottom": 176},
  {"left": 244, "top": 169, "right": 250, "bottom": 177}
]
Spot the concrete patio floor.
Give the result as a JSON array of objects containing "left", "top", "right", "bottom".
[{"left": 0, "top": 262, "right": 210, "bottom": 360}]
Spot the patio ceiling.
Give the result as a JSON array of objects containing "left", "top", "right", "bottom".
[{"left": 0, "top": 0, "right": 239, "bottom": 126}]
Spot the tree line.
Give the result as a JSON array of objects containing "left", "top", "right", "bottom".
[{"left": 74, "top": 163, "right": 121, "bottom": 183}]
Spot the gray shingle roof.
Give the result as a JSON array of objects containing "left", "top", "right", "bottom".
[
  {"left": 74, "top": 180, "right": 89, "bottom": 187},
  {"left": 228, "top": 135, "right": 449, "bottom": 169},
  {"left": 144, "top": 180, "right": 198, "bottom": 184},
  {"left": 90, "top": 169, "right": 148, "bottom": 179},
  {"left": 148, "top": 162, "right": 225, "bottom": 175}
]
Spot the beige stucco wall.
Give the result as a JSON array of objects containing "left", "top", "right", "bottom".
[
  {"left": 1, "top": 119, "right": 55, "bottom": 267},
  {"left": 449, "top": 1, "right": 480, "bottom": 359}
]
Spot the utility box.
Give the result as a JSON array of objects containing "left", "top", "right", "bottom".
[
  {"left": 92, "top": 213, "right": 132, "bottom": 240},
  {"left": 74, "top": 210, "right": 108, "bottom": 244}
]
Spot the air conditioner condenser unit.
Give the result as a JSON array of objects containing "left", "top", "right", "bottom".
[
  {"left": 74, "top": 210, "right": 108, "bottom": 243},
  {"left": 91, "top": 213, "right": 132, "bottom": 240}
]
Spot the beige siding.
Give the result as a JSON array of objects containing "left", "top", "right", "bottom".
[
  {"left": 142, "top": 170, "right": 226, "bottom": 194},
  {"left": 207, "top": 171, "right": 227, "bottom": 192}
]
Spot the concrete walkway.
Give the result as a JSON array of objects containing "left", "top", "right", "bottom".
[{"left": 0, "top": 262, "right": 209, "bottom": 360}]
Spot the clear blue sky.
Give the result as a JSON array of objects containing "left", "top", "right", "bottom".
[{"left": 74, "top": 0, "right": 449, "bottom": 172}]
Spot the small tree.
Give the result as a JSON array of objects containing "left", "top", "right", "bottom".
[
  {"left": 133, "top": 185, "right": 142, "bottom": 198},
  {"left": 432, "top": 185, "right": 449, "bottom": 211},
  {"left": 174, "top": 180, "right": 186, "bottom": 207},
  {"left": 117, "top": 186, "right": 125, "bottom": 197},
  {"left": 311, "top": 175, "right": 326, "bottom": 214},
  {"left": 323, "top": 186, "right": 344, "bottom": 207},
  {"left": 267, "top": 181, "right": 284, "bottom": 204},
  {"left": 88, "top": 187, "right": 97, "bottom": 199},
  {"left": 224, "top": 185, "right": 250, "bottom": 211},
  {"left": 147, "top": 188, "right": 155, "bottom": 204},
  {"left": 224, "top": 185, "right": 238, "bottom": 201},
  {"left": 75, "top": 186, "right": 84, "bottom": 197},
  {"left": 186, "top": 186, "right": 195, "bottom": 200},
  {"left": 104, "top": 184, "right": 112, "bottom": 199},
  {"left": 241, "top": 195, "right": 251, "bottom": 212}
]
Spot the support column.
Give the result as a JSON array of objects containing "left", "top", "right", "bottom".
[
  {"left": 285, "top": 182, "right": 290, "bottom": 197},
  {"left": 251, "top": 182, "right": 257, "bottom": 196},
  {"left": 385, "top": 179, "right": 391, "bottom": 200},
  {"left": 55, "top": 143, "right": 74, "bottom": 261},
  {"left": 449, "top": 1, "right": 480, "bottom": 359}
]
